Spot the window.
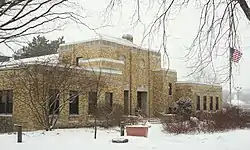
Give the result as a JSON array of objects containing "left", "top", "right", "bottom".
[
  {"left": 105, "top": 92, "right": 113, "bottom": 112},
  {"left": 69, "top": 91, "right": 79, "bottom": 115},
  {"left": 76, "top": 57, "right": 82, "bottom": 66},
  {"left": 203, "top": 96, "right": 207, "bottom": 110},
  {"left": 210, "top": 96, "right": 213, "bottom": 111},
  {"left": 196, "top": 96, "right": 200, "bottom": 111},
  {"left": 0, "top": 90, "right": 13, "bottom": 114},
  {"left": 216, "top": 97, "right": 219, "bottom": 110},
  {"left": 48, "top": 89, "right": 60, "bottom": 115},
  {"left": 88, "top": 92, "right": 97, "bottom": 114},
  {"left": 169, "top": 83, "right": 172, "bottom": 95}
]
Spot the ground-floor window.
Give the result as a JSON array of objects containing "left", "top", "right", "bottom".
[
  {"left": 210, "top": 96, "right": 213, "bottom": 111},
  {"left": 216, "top": 97, "right": 219, "bottom": 110},
  {"left": 69, "top": 91, "right": 79, "bottom": 115},
  {"left": 105, "top": 92, "right": 113, "bottom": 112},
  {"left": 0, "top": 90, "right": 13, "bottom": 114},
  {"left": 203, "top": 96, "right": 207, "bottom": 110},
  {"left": 48, "top": 89, "right": 60, "bottom": 115},
  {"left": 196, "top": 95, "right": 200, "bottom": 110},
  {"left": 88, "top": 92, "right": 97, "bottom": 114}
]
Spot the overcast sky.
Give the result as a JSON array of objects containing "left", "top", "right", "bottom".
[{"left": 1, "top": 0, "right": 249, "bottom": 91}]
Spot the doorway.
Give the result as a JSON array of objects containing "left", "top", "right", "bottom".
[
  {"left": 137, "top": 91, "right": 147, "bottom": 116},
  {"left": 124, "top": 90, "right": 129, "bottom": 115}
]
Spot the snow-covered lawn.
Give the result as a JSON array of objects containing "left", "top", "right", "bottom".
[{"left": 1, "top": 124, "right": 250, "bottom": 150}]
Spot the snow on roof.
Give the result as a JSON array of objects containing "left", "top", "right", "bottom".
[
  {"left": 176, "top": 81, "right": 221, "bottom": 87},
  {"left": 0, "top": 54, "right": 123, "bottom": 75},
  {"left": 59, "top": 34, "right": 159, "bottom": 53},
  {"left": 0, "top": 54, "right": 59, "bottom": 68}
]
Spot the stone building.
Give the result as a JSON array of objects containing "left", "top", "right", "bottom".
[{"left": 0, "top": 34, "right": 222, "bottom": 131}]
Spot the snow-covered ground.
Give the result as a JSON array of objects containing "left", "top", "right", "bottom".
[{"left": 1, "top": 124, "right": 250, "bottom": 150}]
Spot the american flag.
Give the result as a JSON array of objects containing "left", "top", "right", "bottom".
[{"left": 230, "top": 48, "right": 242, "bottom": 63}]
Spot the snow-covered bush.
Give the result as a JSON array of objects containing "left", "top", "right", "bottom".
[{"left": 172, "top": 98, "right": 193, "bottom": 120}]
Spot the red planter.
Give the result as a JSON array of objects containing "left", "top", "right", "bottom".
[{"left": 126, "top": 125, "right": 148, "bottom": 137}]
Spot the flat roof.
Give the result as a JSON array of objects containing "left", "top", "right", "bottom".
[
  {"left": 176, "top": 81, "right": 221, "bottom": 87},
  {"left": 59, "top": 34, "right": 160, "bottom": 54}
]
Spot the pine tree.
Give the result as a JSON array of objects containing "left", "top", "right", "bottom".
[{"left": 14, "top": 35, "right": 65, "bottom": 59}]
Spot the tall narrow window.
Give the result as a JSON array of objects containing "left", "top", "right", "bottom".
[
  {"left": 196, "top": 96, "right": 200, "bottom": 110},
  {"left": 0, "top": 90, "right": 13, "bottom": 114},
  {"left": 49, "top": 89, "right": 60, "bottom": 115},
  {"left": 105, "top": 92, "right": 113, "bottom": 112},
  {"left": 210, "top": 96, "right": 213, "bottom": 111},
  {"left": 216, "top": 97, "right": 219, "bottom": 110},
  {"left": 203, "top": 96, "right": 207, "bottom": 110},
  {"left": 69, "top": 91, "right": 79, "bottom": 115},
  {"left": 88, "top": 92, "right": 97, "bottom": 114},
  {"left": 169, "top": 83, "right": 172, "bottom": 95}
]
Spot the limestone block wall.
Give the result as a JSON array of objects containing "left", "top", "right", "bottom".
[
  {"left": 0, "top": 70, "right": 36, "bottom": 130},
  {"left": 0, "top": 64, "right": 123, "bottom": 130},
  {"left": 152, "top": 69, "right": 177, "bottom": 115},
  {"left": 0, "top": 116, "right": 13, "bottom": 133}
]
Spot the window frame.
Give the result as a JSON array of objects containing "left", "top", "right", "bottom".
[
  {"left": 0, "top": 90, "right": 13, "bottom": 115},
  {"left": 168, "top": 83, "right": 172, "bottom": 96},
  {"left": 215, "top": 96, "right": 219, "bottom": 110},
  {"left": 196, "top": 95, "right": 201, "bottom": 111},
  {"left": 88, "top": 92, "right": 97, "bottom": 115},
  {"left": 69, "top": 91, "right": 79, "bottom": 115},
  {"left": 210, "top": 96, "right": 213, "bottom": 111},
  {"left": 203, "top": 96, "right": 207, "bottom": 110},
  {"left": 48, "top": 89, "right": 60, "bottom": 115}
]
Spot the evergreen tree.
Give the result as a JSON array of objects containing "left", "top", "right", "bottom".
[{"left": 14, "top": 36, "right": 65, "bottom": 59}]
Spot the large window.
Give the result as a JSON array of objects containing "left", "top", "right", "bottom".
[
  {"left": 203, "top": 96, "right": 207, "bottom": 110},
  {"left": 69, "top": 91, "right": 79, "bottom": 115},
  {"left": 0, "top": 90, "right": 13, "bottom": 114},
  {"left": 48, "top": 89, "right": 60, "bottom": 115},
  {"left": 196, "top": 95, "right": 200, "bottom": 111},
  {"left": 210, "top": 96, "right": 213, "bottom": 111},
  {"left": 216, "top": 97, "right": 219, "bottom": 110},
  {"left": 88, "top": 92, "right": 97, "bottom": 114}
]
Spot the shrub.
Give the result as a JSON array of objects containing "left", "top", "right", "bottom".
[
  {"left": 162, "top": 115, "right": 196, "bottom": 134},
  {"left": 163, "top": 106, "right": 250, "bottom": 134},
  {"left": 96, "top": 103, "right": 124, "bottom": 128},
  {"left": 172, "top": 98, "right": 193, "bottom": 120},
  {"left": 205, "top": 106, "right": 249, "bottom": 132}
]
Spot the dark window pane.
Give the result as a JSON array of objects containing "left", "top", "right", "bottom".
[
  {"left": 210, "top": 96, "right": 213, "bottom": 111},
  {"left": 69, "top": 91, "right": 79, "bottom": 115},
  {"left": 88, "top": 92, "right": 97, "bottom": 114},
  {"left": 6, "top": 90, "right": 13, "bottom": 114},
  {"left": 105, "top": 92, "right": 113, "bottom": 112},
  {"left": 49, "top": 89, "right": 60, "bottom": 115},
  {"left": 0, "top": 90, "right": 13, "bottom": 114},
  {"left": 196, "top": 96, "right": 200, "bottom": 110},
  {"left": 203, "top": 96, "right": 207, "bottom": 110},
  {"left": 216, "top": 97, "right": 219, "bottom": 110},
  {"left": 169, "top": 83, "right": 172, "bottom": 95}
]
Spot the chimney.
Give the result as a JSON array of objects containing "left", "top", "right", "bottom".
[{"left": 122, "top": 34, "right": 133, "bottom": 42}]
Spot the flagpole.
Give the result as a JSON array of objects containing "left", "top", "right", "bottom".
[{"left": 229, "top": 48, "right": 232, "bottom": 105}]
